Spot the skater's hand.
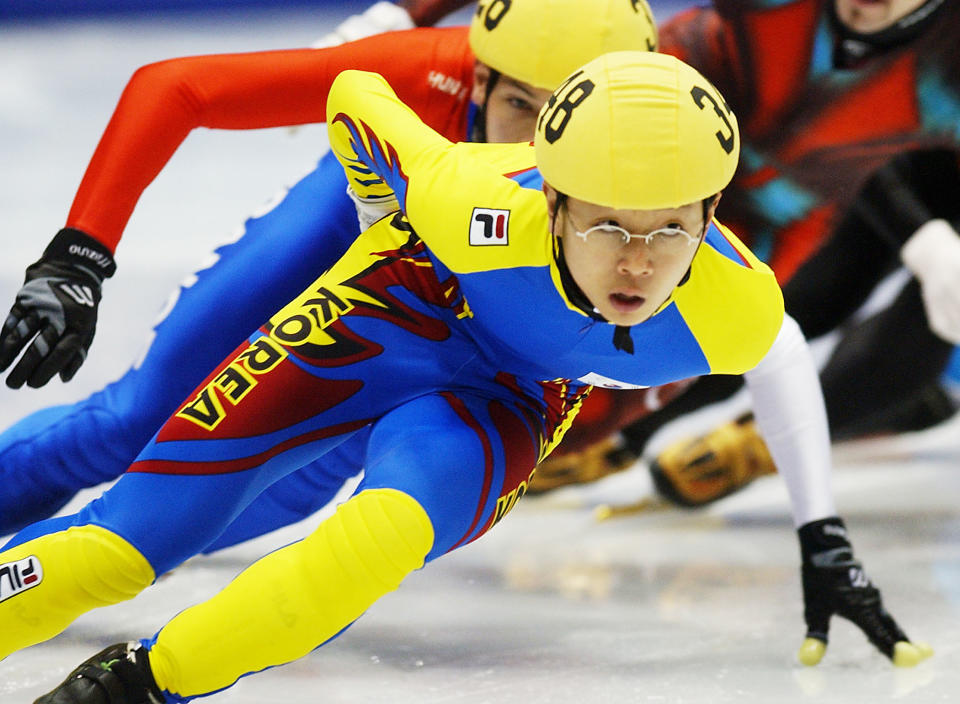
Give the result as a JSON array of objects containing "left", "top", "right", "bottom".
[
  {"left": 901, "top": 218, "right": 960, "bottom": 343},
  {"left": 398, "top": 0, "right": 474, "bottom": 27},
  {"left": 796, "top": 517, "right": 932, "bottom": 667},
  {"left": 0, "top": 228, "right": 115, "bottom": 388},
  {"left": 311, "top": 1, "right": 415, "bottom": 49}
]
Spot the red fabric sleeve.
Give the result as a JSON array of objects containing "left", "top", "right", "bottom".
[{"left": 67, "top": 26, "right": 473, "bottom": 251}]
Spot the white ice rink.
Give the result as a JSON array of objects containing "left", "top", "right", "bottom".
[{"left": 1, "top": 4, "right": 958, "bottom": 703}]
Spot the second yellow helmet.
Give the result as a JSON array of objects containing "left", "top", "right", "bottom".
[{"left": 468, "top": 0, "right": 659, "bottom": 91}]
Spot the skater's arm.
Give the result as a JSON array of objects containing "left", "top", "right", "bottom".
[
  {"left": 326, "top": 69, "right": 541, "bottom": 261},
  {"left": 742, "top": 314, "right": 834, "bottom": 526},
  {"left": 68, "top": 28, "right": 467, "bottom": 252},
  {"left": 744, "top": 314, "right": 932, "bottom": 667},
  {"left": 308, "top": 0, "right": 470, "bottom": 50},
  {"left": 2, "top": 22, "right": 471, "bottom": 389},
  {"left": 326, "top": 69, "right": 454, "bottom": 213}
]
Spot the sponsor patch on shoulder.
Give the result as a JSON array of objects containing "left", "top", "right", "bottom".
[
  {"left": 469, "top": 207, "right": 510, "bottom": 246},
  {"left": 0, "top": 555, "right": 43, "bottom": 603}
]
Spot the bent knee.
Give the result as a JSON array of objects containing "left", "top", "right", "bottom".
[{"left": 303, "top": 488, "right": 433, "bottom": 592}]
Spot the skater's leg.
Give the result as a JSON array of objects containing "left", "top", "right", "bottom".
[{"left": 145, "top": 391, "right": 546, "bottom": 700}]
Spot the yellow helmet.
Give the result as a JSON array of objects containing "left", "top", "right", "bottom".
[
  {"left": 535, "top": 51, "right": 740, "bottom": 210},
  {"left": 469, "top": 0, "right": 658, "bottom": 91}
]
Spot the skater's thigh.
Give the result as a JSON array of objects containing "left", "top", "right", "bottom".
[{"left": 361, "top": 392, "right": 542, "bottom": 561}]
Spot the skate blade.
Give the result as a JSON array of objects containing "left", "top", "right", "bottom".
[{"left": 594, "top": 496, "right": 671, "bottom": 521}]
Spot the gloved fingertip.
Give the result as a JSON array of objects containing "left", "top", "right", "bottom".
[
  {"left": 798, "top": 637, "right": 826, "bottom": 666},
  {"left": 594, "top": 504, "right": 614, "bottom": 521},
  {"left": 59, "top": 356, "right": 82, "bottom": 382},
  {"left": 0, "top": 340, "right": 23, "bottom": 370},
  {"left": 27, "top": 375, "right": 53, "bottom": 389},
  {"left": 891, "top": 641, "right": 928, "bottom": 667},
  {"left": 913, "top": 641, "right": 934, "bottom": 661}
]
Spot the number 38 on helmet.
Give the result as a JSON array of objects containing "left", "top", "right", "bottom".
[{"left": 534, "top": 51, "right": 741, "bottom": 211}]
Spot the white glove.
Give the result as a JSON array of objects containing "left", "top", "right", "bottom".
[
  {"left": 290, "top": 3, "right": 416, "bottom": 136},
  {"left": 312, "top": 1, "right": 416, "bottom": 49},
  {"left": 346, "top": 186, "right": 400, "bottom": 232},
  {"left": 901, "top": 218, "right": 960, "bottom": 343}
]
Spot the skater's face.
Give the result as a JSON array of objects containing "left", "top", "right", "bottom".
[
  {"left": 546, "top": 185, "right": 720, "bottom": 327},
  {"left": 834, "top": 0, "right": 929, "bottom": 33},
  {"left": 471, "top": 63, "right": 554, "bottom": 144}
]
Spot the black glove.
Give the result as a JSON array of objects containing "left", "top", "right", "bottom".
[
  {"left": 797, "top": 516, "right": 932, "bottom": 667},
  {"left": 0, "top": 227, "right": 116, "bottom": 388}
]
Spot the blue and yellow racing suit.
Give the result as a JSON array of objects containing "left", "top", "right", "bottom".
[{"left": 0, "top": 70, "right": 783, "bottom": 701}]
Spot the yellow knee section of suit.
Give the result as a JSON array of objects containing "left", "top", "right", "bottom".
[
  {"left": 150, "top": 488, "right": 434, "bottom": 699},
  {"left": 0, "top": 525, "right": 154, "bottom": 659}
]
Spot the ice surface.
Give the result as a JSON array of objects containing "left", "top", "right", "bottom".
[{"left": 1, "top": 5, "right": 957, "bottom": 703}]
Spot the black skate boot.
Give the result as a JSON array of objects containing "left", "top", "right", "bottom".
[{"left": 34, "top": 642, "right": 164, "bottom": 704}]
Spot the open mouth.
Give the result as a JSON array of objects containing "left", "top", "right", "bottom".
[{"left": 609, "top": 292, "right": 646, "bottom": 313}]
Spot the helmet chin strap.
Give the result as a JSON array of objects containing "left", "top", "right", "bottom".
[
  {"left": 830, "top": 0, "right": 947, "bottom": 68},
  {"left": 470, "top": 68, "right": 501, "bottom": 143}
]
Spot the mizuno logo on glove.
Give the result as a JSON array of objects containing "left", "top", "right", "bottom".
[{"left": 67, "top": 243, "right": 115, "bottom": 273}]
